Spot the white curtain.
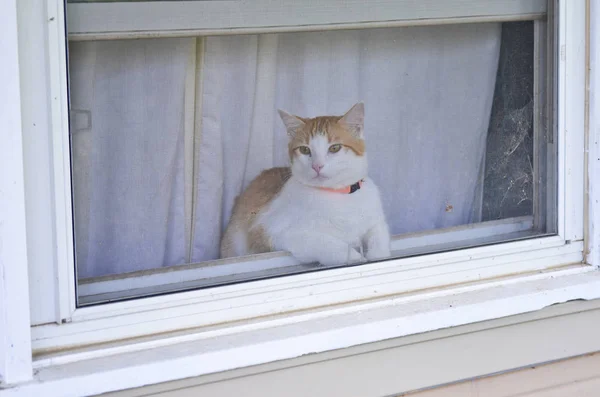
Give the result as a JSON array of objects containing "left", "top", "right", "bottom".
[{"left": 69, "top": 24, "right": 501, "bottom": 278}]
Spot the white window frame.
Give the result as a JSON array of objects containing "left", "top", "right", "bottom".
[
  {"left": 66, "top": 0, "right": 549, "bottom": 39},
  {"left": 77, "top": 216, "right": 539, "bottom": 305},
  {"left": 0, "top": 0, "right": 33, "bottom": 386},
  {"left": 1, "top": 0, "right": 599, "bottom": 395}
]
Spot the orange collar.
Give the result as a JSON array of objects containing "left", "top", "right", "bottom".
[{"left": 317, "top": 179, "right": 364, "bottom": 194}]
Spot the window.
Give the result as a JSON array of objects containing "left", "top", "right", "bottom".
[
  {"left": 65, "top": 1, "right": 557, "bottom": 306},
  {"left": 7, "top": 0, "right": 592, "bottom": 386}
]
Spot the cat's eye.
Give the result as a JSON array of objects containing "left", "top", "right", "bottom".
[
  {"left": 328, "top": 144, "right": 342, "bottom": 153},
  {"left": 298, "top": 146, "right": 311, "bottom": 155}
]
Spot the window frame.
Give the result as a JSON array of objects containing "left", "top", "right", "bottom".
[
  {"left": 66, "top": 0, "right": 549, "bottom": 39},
  {"left": 77, "top": 216, "right": 539, "bottom": 305},
  {"left": 34, "top": 0, "right": 588, "bottom": 344},
  {"left": 66, "top": 1, "right": 559, "bottom": 307},
  {"left": 2, "top": 0, "right": 598, "bottom": 393},
  {"left": 0, "top": 0, "right": 33, "bottom": 385}
]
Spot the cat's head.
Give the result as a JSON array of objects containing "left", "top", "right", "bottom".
[{"left": 278, "top": 103, "right": 368, "bottom": 189}]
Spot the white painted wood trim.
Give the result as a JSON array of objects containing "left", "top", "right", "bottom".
[
  {"left": 66, "top": 0, "right": 547, "bottom": 40},
  {"left": 31, "top": 238, "right": 585, "bottom": 352},
  {"left": 588, "top": 0, "right": 599, "bottom": 267},
  {"left": 32, "top": 266, "right": 596, "bottom": 368},
  {"left": 17, "top": 0, "right": 62, "bottom": 325},
  {"left": 0, "top": 0, "right": 33, "bottom": 384},
  {"left": 47, "top": 0, "right": 77, "bottom": 320},
  {"left": 12, "top": 270, "right": 600, "bottom": 397},
  {"left": 559, "top": 0, "right": 586, "bottom": 241}
]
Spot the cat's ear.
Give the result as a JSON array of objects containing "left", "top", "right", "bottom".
[
  {"left": 278, "top": 109, "right": 305, "bottom": 137},
  {"left": 339, "top": 102, "right": 364, "bottom": 138}
]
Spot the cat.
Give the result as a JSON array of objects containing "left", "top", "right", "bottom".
[{"left": 220, "top": 103, "right": 391, "bottom": 266}]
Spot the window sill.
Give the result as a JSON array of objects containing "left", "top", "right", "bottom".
[
  {"left": 32, "top": 235, "right": 585, "bottom": 352},
  {"left": 78, "top": 216, "right": 537, "bottom": 305},
  {"left": 4, "top": 266, "right": 600, "bottom": 397}
]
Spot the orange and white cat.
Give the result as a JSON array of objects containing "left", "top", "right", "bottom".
[{"left": 220, "top": 103, "right": 390, "bottom": 266}]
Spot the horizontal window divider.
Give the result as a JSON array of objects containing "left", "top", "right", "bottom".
[
  {"left": 78, "top": 216, "right": 535, "bottom": 304},
  {"left": 70, "top": 235, "right": 570, "bottom": 315},
  {"left": 68, "top": 236, "right": 574, "bottom": 318},
  {"left": 68, "top": 14, "right": 547, "bottom": 41},
  {"left": 67, "top": 0, "right": 547, "bottom": 40}
]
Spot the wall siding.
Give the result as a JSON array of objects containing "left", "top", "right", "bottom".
[{"left": 402, "top": 353, "right": 600, "bottom": 396}]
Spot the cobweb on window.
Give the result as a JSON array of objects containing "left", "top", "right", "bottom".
[{"left": 483, "top": 21, "right": 534, "bottom": 221}]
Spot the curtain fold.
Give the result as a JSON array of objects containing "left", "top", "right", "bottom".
[
  {"left": 70, "top": 24, "right": 501, "bottom": 277},
  {"left": 70, "top": 38, "right": 192, "bottom": 278}
]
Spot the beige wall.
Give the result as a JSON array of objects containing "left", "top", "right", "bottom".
[
  {"left": 403, "top": 353, "right": 600, "bottom": 397},
  {"left": 104, "top": 353, "right": 600, "bottom": 397}
]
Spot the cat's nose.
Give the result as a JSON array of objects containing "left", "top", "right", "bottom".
[{"left": 312, "top": 163, "right": 324, "bottom": 174}]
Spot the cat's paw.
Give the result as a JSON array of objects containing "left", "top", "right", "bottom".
[
  {"left": 347, "top": 248, "right": 365, "bottom": 264},
  {"left": 366, "top": 247, "right": 391, "bottom": 262},
  {"left": 319, "top": 248, "right": 363, "bottom": 266}
]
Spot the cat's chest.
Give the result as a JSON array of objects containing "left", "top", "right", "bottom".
[
  {"left": 305, "top": 190, "right": 374, "bottom": 227},
  {"left": 261, "top": 180, "right": 381, "bottom": 235}
]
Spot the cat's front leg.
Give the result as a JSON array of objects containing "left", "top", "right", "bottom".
[
  {"left": 278, "top": 232, "right": 364, "bottom": 266},
  {"left": 364, "top": 220, "right": 391, "bottom": 261}
]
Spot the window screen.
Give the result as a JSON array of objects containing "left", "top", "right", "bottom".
[{"left": 67, "top": 13, "right": 555, "bottom": 304}]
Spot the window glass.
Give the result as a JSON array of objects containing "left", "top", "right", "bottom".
[{"left": 67, "top": 21, "right": 555, "bottom": 305}]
